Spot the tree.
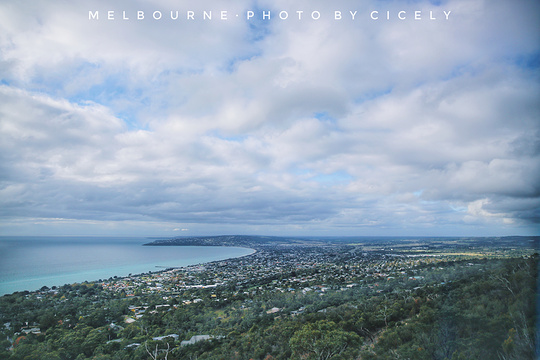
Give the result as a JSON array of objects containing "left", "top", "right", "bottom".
[
  {"left": 39, "top": 311, "right": 57, "bottom": 332},
  {"left": 81, "top": 328, "right": 108, "bottom": 357},
  {"left": 289, "top": 320, "right": 360, "bottom": 360},
  {"left": 145, "top": 340, "right": 171, "bottom": 360}
]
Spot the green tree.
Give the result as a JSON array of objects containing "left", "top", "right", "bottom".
[
  {"left": 39, "top": 311, "right": 57, "bottom": 332},
  {"left": 81, "top": 327, "right": 108, "bottom": 357},
  {"left": 289, "top": 320, "right": 360, "bottom": 360}
]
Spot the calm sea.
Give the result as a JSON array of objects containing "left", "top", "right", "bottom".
[{"left": 0, "top": 236, "right": 254, "bottom": 296}]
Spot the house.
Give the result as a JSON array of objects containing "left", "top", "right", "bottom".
[
  {"left": 153, "top": 334, "right": 179, "bottom": 341},
  {"left": 22, "top": 327, "right": 41, "bottom": 335},
  {"left": 180, "top": 335, "right": 224, "bottom": 347}
]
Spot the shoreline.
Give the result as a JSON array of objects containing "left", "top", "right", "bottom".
[
  {"left": 3, "top": 234, "right": 537, "bottom": 296},
  {"left": 153, "top": 246, "right": 256, "bottom": 269},
  {"left": 0, "top": 244, "right": 256, "bottom": 297}
]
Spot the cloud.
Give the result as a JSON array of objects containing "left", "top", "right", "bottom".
[{"left": 0, "top": 0, "right": 539, "bottom": 236}]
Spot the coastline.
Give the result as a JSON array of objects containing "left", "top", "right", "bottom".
[
  {"left": 153, "top": 246, "right": 257, "bottom": 269},
  {"left": 0, "top": 240, "right": 256, "bottom": 296},
  {"left": 4, "top": 235, "right": 537, "bottom": 296}
]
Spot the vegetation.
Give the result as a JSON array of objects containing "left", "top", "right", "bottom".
[{"left": 0, "top": 236, "right": 537, "bottom": 359}]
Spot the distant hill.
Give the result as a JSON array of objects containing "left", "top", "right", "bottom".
[
  {"left": 143, "top": 235, "right": 539, "bottom": 251},
  {"left": 143, "top": 235, "right": 330, "bottom": 248}
]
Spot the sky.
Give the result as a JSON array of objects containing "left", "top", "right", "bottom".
[{"left": 0, "top": 0, "right": 539, "bottom": 238}]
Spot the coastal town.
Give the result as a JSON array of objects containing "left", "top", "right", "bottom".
[
  {"left": 1, "top": 235, "right": 537, "bottom": 359},
  {"left": 101, "top": 245, "right": 465, "bottom": 300}
]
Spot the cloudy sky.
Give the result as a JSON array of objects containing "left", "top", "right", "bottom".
[{"left": 0, "top": 0, "right": 539, "bottom": 237}]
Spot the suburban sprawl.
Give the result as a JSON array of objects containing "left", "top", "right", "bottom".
[{"left": 1, "top": 235, "right": 538, "bottom": 359}]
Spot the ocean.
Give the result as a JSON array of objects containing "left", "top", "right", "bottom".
[{"left": 0, "top": 236, "right": 254, "bottom": 296}]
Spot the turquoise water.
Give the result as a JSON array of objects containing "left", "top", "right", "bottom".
[{"left": 0, "top": 236, "right": 254, "bottom": 296}]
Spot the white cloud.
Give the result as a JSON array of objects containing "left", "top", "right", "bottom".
[{"left": 0, "top": 0, "right": 539, "bottom": 236}]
